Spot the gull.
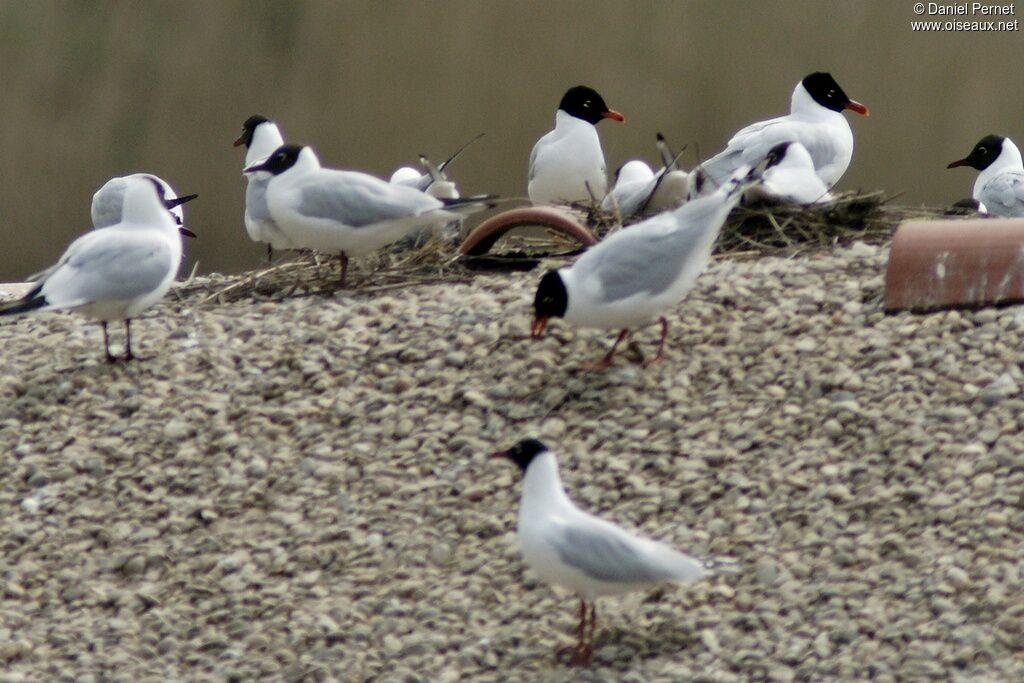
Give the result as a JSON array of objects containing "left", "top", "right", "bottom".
[
  {"left": 528, "top": 85, "right": 624, "bottom": 206},
  {"left": 601, "top": 134, "right": 690, "bottom": 218},
  {"left": 601, "top": 159, "right": 655, "bottom": 216},
  {"left": 947, "top": 134, "right": 1024, "bottom": 217},
  {"left": 742, "top": 141, "right": 832, "bottom": 205},
  {"left": 494, "top": 438, "right": 712, "bottom": 666},
  {"left": 390, "top": 132, "right": 485, "bottom": 198},
  {"left": 694, "top": 72, "right": 868, "bottom": 195},
  {"left": 531, "top": 168, "right": 749, "bottom": 368},
  {"left": 1, "top": 176, "right": 188, "bottom": 362},
  {"left": 245, "top": 144, "right": 495, "bottom": 286},
  {"left": 234, "top": 114, "right": 292, "bottom": 260},
  {"left": 91, "top": 173, "right": 197, "bottom": 232}
]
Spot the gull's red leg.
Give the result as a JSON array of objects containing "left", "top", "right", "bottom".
[
  {"left": 583, "top": 329, "right": 629, "bottom": 370},
  {"left": 643, "top": 317, "right": 670, "bottom": 368}
]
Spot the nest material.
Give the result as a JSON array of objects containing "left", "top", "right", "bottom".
[
  {"left": 182, "top": 238, "right": 469, "bottom": 305},
  {"left": 183, "top": 191, "right": 972, "bottom": 304},
  {"left": 719, "top": 191, "right": 919, "bottom": 256},
  {"left": 587, "top": 190, "right": 969, "bottom": 258}
]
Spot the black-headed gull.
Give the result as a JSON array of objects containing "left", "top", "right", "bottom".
[
  {"left": 532, "top": 168, "right": 748, "bottom": 368},
  {"left": 245, "top": 144, "right": 494, "bottom": 286},
  {"left": 1, "top": 177, "right": 187, "bottom": 362},
  {"left": 695, "top": 72, "right": 868, "bottom": 194},
  {"left": 947, "top": 134, "right": 1024, "bottom": 217},
  {"left": 235, "top": 114, "right": 292, "bottom": 261},
  {"left": 743, "top": 141, "right": 832, "bottom": 205},
  {"left": 494, "top": 438, "right": 710, "bottom": 666},
  {"left": 528, "top": 85, "right": 624, "bottom": 206},
  {"left": 91, "top": 173, "right": 197, "bottom": 235}
]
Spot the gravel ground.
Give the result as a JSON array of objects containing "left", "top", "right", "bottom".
[{"left": 0, "top": 243, "right": 1022, "bottom": 682}]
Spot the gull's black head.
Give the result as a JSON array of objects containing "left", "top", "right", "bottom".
[
  {"left": 531, "top": 270, "right": 568, "bottom": 337},
  {"left": 244, "top": 144, "right": 303, "bottom": 175},
  {"left": 235, "top": 114, "right": 271, "bottom": 148},
  {"left": 948, "top": 134, "right": 1005, "bottom": 171},
  {"left": 558, "top": 85, "right": 625, "bottom": 125},
  {"left": 493, "top": 438, "right": 549, "bottom": 473},
  {"left": 801, "top": 72, "right": 869, "bottom": 115}
]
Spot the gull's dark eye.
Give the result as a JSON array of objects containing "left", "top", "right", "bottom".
[
  {"left": 583, "top": 101, "right": 592, "bottom": 108},
  {"left": 978, "top": 148, "right": 988, "bottom": 155},
  {"left": 827, "top": 89, "right": 836, "bottom": 98}
]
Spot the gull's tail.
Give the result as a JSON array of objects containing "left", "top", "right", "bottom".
[
  {"left": 439, "top": 194, "right": 500, "bottom": 215},
  {"left": 0, "top": 283, "right": 46, "bottom": 316}
]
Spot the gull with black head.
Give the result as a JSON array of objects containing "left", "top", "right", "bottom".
[
  {"left": 235, "top": 114, "right": 292, "bottom": 261},
  {"left": 947, "top": 134, "right": 1024, "bottom": 217},
  {"left": 528, "top": 85, "right": 624, "bottom": 206},
  {"left": 532, "top": 168, "right": 750, "bottom": 369},
  {"left": 245, "top": 144, "right": 495, "bottom": 287},
  {"left": 694, "top": 72, "right": 868, "bottom": 195},
  {"left": 494, "top": 438, "right": 714, "bottom": 666},
  {"left": 743, "top": 141, "right": 832, "bottom": 205}
]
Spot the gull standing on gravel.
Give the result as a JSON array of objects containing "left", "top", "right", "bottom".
[
  {"left": 947, "top": 134, "right": 1024, "bottom": 217},
  {"left": 528, "top": 85, "right": 624, "bottom": 206},
  {"left": 694, "top": 72, "right": 868, "bottom": 195},
  {"left": 0, "top": 177, "right": 189, "bottom": 362},
  {"left": 92, "top": 173, "right": 198, "bottom": 231},
  {"left": 531, "top": 168, "right": 750, "bottom": 368},
  {"left": 742, "top": 141, "right": 832, "bottom": 205},
  {"left": 494, "top": 438, "right": 713, "bottom": 666},
  {"left": 235, "top": 114, "right": 292, "bottom": 261},
  {"left": 246, "top": 144, "right": 495, "bottom": 286}
]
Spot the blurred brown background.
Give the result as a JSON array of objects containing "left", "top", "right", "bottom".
[{"left": 0, "top": 1, "right": 1020, "bottom": 279}]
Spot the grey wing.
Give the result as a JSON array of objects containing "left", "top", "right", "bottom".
[
  {"left": 527, "top": 140, "right": 541, "bottom": 182},
  {"left": 700, "top": 116, "right": 789, "bottom": 187},
  {"left": 91, "top": 183, "right": 127, "bottom": 229},
  {"left": 554, "top": 524, "right": 672, "bottom": 583},
  {"left": 577, "top": 210, "right": 716, "bottom": 301},
  {"left": 618, "top": 178, "right": 657, "bottom": 216},
  {"left": 981, "top": 172, "right": 1024, "bottom": 216},
  {"left": 246, "top": 176, "right": 275, "bottom": 224},
  {"left": 296, "top": 172, "right": 441, "bottom": 228},
  {"left": 42, "top": 232, "right": 173, "bottom": 306}
]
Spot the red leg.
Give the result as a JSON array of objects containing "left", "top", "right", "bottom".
[
  {"left": 101, "top": 322, "right": 116, "bottom": 363},
  {"left": 588, "top": 603, "right": 597, "bottom": 647},
  {"left": 123, "top": 320, "right": 134, "bottom": 361},
  {"left": 338, "top": 253, "right": 349, "bottom": 287},
  {"left": 583, "top": 329, "right": 629, "bottom": 370},
  {"left": 643, "top": 317, "right": 670, "bottom": 368},
  {"left": 557, "top": 599, "right": 593, "bottom": 666},
  {"left": 570, "top": 601, "right": 595, "bottom": 665}
]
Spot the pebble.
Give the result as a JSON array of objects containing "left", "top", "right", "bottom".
[{"left": 0, "top": 246, "right": 1017, "bottom": 681}]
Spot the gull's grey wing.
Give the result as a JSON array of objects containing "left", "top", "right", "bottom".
[
  {"left": 42, "top": 231, "right": 173, "bottom": 306},
  {"left": 246, "top": 176, "right": 275, "bottom": 224},
  {"left": 700, "top": 115, "right": 798, "bottom": 188},
  {"left": 91, "top": 181, "right": 128, "bottom": 229},
  {"left": 295, "top": 171, "right": 442, "bottom": 228},
  {"left": 553, "top": 524, "right": 674, "bottom": 583},
  {"left": 528, "top": 140, "right": 541, "bottom": 183},
  {"left": 574, "top": 198, "right": 725, "bottom": 302},
  {"left": 980, "top": 171, "right": 1024, "bottom": 216}
]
